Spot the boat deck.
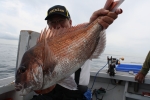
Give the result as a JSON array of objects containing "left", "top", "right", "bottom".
[{"left": 0, "top": 70, "right": 150, "bottom": 100}]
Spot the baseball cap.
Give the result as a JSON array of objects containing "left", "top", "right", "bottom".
[{"left": 45, "top": 5, "right": 71, "bottom": 20}]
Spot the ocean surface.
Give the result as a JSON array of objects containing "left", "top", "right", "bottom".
[
  {"left": 0, "top": 39, "right": 18, "bottom": 79},
  {"left": 0, "top": 38, "right": 147, "bottom": 79}
]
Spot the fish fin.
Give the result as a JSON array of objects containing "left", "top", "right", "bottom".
[
  {"left": 38, "top": 27, "right": 57, "bottom": 73},
  {"left": 58, "top": 76, "right": 77, "bottom": 90},
  {"left": 37, "top": 23, "right": 88, "bottom": 73},
  {"left": 37, "top": 23, "right": 89, "bottom": 43},
  {"left": 90, "top": 30, "right": 106, "bottom": 59},
  {"left": 43, "top": 34, "right": 57, "bottom": 73},
  {"left": 37, "top": 27, "right": 49, "bottom": 44}
]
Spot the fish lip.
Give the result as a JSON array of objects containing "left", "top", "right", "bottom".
[
  {"left": 15, "top": 82, "right": 29, "bottom": 91},
  {"left": 15, "top": 83, "right": 23, "bottom": 91},
  {"left": 15, "top": 82, "right": 33, "bottom": 93},
  {"left": 15, "top": 85, "right": 32, "bottom": 96}
]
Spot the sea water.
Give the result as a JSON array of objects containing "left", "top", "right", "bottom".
[{"left": 0, "top": 38, "right": 147, "bottom": 79}]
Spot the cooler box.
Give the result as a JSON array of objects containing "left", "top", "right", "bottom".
[{"left": 116, "top": 64, "right": 142, "bottom": 73}]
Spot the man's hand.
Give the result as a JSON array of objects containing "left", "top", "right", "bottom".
[
  {"left": 135, "top": 72, "right": 145, "bottom": 83},
  {"left": 89, "top": 8, "right": 123, "bottom": 29}
]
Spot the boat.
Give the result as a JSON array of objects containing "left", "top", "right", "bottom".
[{"left": 0, "top": 30, "right": 150, "bottom": 100}]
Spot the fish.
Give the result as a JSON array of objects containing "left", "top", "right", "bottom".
[
  {"left": 15, "top": 21, "right": 106, "bottom": 95},
  {"left": 15, "top": 0, "right": 124, "bottom": 95}
]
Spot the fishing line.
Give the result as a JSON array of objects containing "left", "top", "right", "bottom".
[
  {"left": 90, "top": 63, "right": 108, "bottom": 90},
  {"left": 84, "top": 63, "right": 107, "bottom": 100},
  {"left": 106, "top": 85, "right": 117, "bottom": 91},
  {"left": 90, "top": 63, "right": 118, "bottom": 100}
]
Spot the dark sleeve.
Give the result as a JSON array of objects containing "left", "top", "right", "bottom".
[{"left": 140, "top": 51, "right": 150, "bottom": 75}]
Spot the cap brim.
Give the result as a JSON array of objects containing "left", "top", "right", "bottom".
[{"left": 45, "top": 12, "right": 69, "bottom": 20}]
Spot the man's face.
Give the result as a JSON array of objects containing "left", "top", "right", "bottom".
[{"left": 47, "top": 14, "right": 72, "bottom": 29}]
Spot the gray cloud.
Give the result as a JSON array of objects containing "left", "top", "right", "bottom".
[
  {"left": 0, "top": 0, "right": 150, "bottom": 57},
  {"left": 0, "top": 31, "right": 18, "bottom": 40}
]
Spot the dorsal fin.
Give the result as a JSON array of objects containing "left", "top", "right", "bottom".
[{"left": 37, "top": 23, "right": 89, "bottom": 44}]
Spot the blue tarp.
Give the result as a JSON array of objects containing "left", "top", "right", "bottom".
[{"left": 116, "top": 64, "right": 142, "bottom": 73}]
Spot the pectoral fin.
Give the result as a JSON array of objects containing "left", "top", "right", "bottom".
[{"left": 58, "top": 76, "right": 77, "bottom": 90}]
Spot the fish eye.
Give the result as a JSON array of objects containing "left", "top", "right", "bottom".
[{"left": 19, "top": 66, "right": 26, "bottom": 73}]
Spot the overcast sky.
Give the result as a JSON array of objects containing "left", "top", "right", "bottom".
[{"left": 0, "top": 0, "right": 150, "bottom": 58}]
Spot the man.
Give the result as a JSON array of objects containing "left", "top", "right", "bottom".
[
  {"left": 135, "top": 51, "right": 150, "bottom": 83},
  {"left": 31, "top": 5, "right": 122, "bottom": 100}
]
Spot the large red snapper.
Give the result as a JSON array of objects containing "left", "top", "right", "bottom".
[
  {"left": 15, "top": 20, "right": 106, "bottom": 94},
  {"left": 15, "top": 0, "right": 124, "bottom": 95}
]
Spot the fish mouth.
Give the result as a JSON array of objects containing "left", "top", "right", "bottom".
[
  {"left": 15, "top": 83, "right": 30, "bottom": 91},
  {"left": 15, "top": 83, "right": 23, "bottom": 91},
  {"left": 15, "top": 85, "right": 31, "bottom": 96},
  {"left": 15, "top": 82, "right": 32, "bottom": 91},
  {"left": 15, "top": 82, "right": 33, "bottom": 96}
]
